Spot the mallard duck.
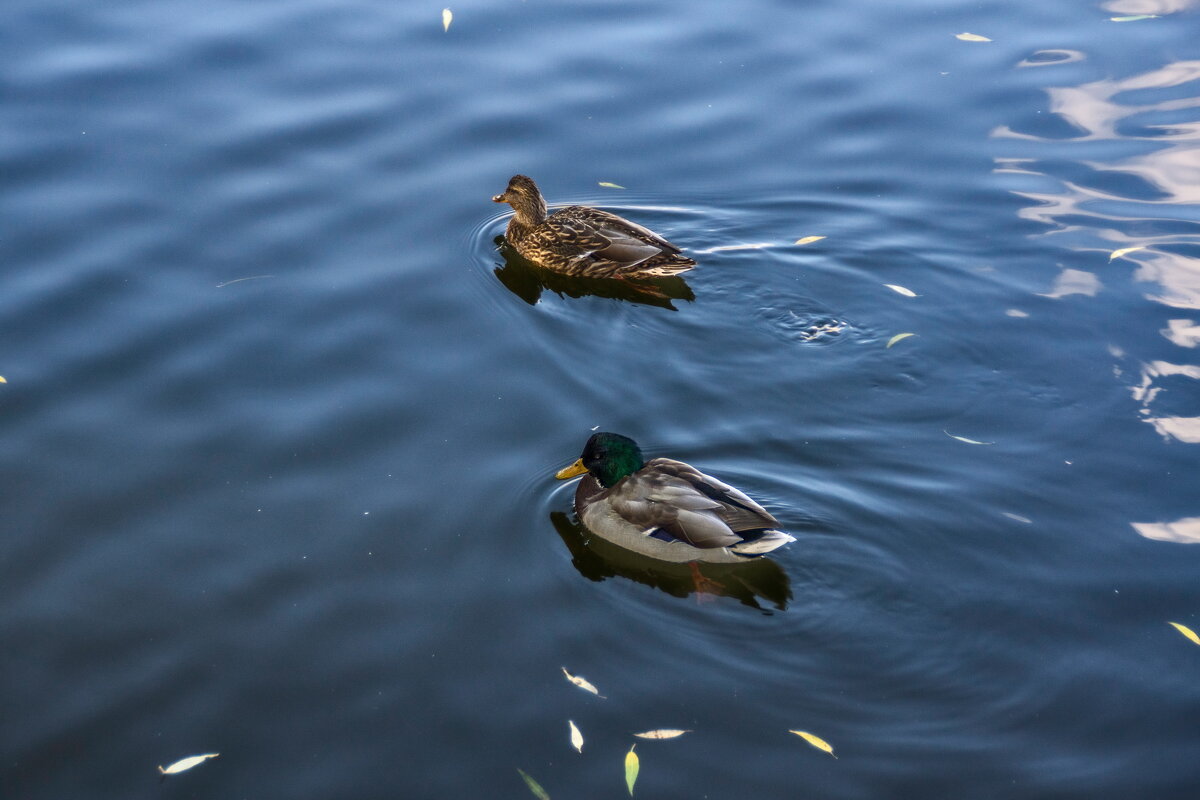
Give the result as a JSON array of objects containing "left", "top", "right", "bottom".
[
  {"left": 554, "top": 432, "right": 795, "bottom": 564},
  {"left": 492, "top": 175, "right": 696, "bottom": 279}
]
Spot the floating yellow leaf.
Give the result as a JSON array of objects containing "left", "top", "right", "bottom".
[
  {"left": 1110, "top": 14, "right": 1158, "bottom": 21},
  {"left": 789, "top": 730, "right": 837, "bottom": 758},
  {"left": 158, "top": 753, "right": 219, "bottom": 775},
  {"left": 633, "top": 729, "right": 690, "bottom": 739},
  {"left": 944, "top": 430, "right": 994, "bottom": 445},
  {"left": 517, "top": 768, "right": 551, "bottom": 800},
  {"left": 442, "top": 8, "right": 452, "bottom": 31},
  {"left": 794, "top": 236, "right": 825, "bottom": 246},
  {"left": 884, "top": 284, "right": 917, "bottom": 297},
  {"left": 886, "top": 333, "right": 916, "bottom": 348},
  {"left": 1109, "top": 246, "right": 1145, "bottom": 261},
  {"left": 0, "top": 375, "right": 6, "bottom": 383},
  {"left": 569, "top": 719, "right": 584, "bottom": 753},
  {"left": 561, "top": 667, "right": 604, "bottom": 697},
  {"left": 598, "top": 181, "right": 626, "bottom": 189},
  {"left": 1169, "top": 622, "right": 1200, "bottom": 645},
  {"left": 624, "top": 744, "right": 639, "bottom": 795},
  {"left": 955, "top": 32, "right": 991, "bottom": 42}
]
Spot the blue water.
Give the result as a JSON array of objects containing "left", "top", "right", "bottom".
[{"left": 3, "top": 0, "right": 1199, "bottom": 797}]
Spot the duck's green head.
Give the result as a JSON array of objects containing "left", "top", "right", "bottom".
[
  {"left": 492, "top": 174, "right": 548, "bottom": 224},
  {"left": 555, "top": 432, "right": 645, "bottom": 488}
]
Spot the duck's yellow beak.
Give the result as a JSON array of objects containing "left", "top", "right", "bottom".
[{"left": 555, "top": 458, "right": 587, "bottom": 480}]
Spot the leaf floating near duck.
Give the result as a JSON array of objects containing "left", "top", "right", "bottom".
[
  {"left": 886, "top": 333, "right": 916, "bottom": 348},
  {"left": 517, "top": 768, "right": 551, "bottom": 800},
  {"left": 1109, "top": 246, "right": 1145, "bottom": 261},
  {"left": 561, "top": 667, "right": 605, "bottom": 698},
  {"left": 633, "top": 729, "right": 690, "bottom": 740},
  {"left": 569, "top": 720, "right": 584, "bottom": 753},
  {"left": 1169, "top": 622, "right": 1200, "bottom": 645},
  {"left": 442, "top": 8, "right": 452, "bottom": 31},
  {"left": 624, "top": 744, "right": 640, "bottom": 795},
  {"left": 944, "top": 430, "right": 994, "bottom": 445},
  {"left": 884, "top": 283, "right": 918, "bottom": 297},
  {"left": 598, "top": 181, "right": 626, "bottom": 189},
  {"left": 789, "top": 730, "right": 837, "bottom": 758},
  {"left": 158, "top": 753, "right": 219, "bottom": 775},
  {"left": 794, "top": 236, "right": 825, "bottom": 246},
  {"left": 955, "top": 32, "right": 992, "bottom": 41}
]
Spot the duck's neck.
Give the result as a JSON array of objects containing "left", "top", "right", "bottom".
[{"left": 510, "top": 193, "right": 548, "bottom": 226}]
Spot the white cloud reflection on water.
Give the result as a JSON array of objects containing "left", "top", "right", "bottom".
[{"left": 994, "top": 58, "right": 1200, "bottom": 444}]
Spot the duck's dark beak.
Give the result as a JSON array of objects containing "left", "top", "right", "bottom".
[
  {"left": 555, "top": 458, "right": 588, "bottom": 480},
  {"left": 492, "top": 193, "right": 507, "bottom": 203}
]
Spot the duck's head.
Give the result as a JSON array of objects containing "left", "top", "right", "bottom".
[
  {"left": 555, "top": 432, "right": 645, "bottom": 488},
  {"left": 492, "top": 175, "right": 548, "bottom": 224}
]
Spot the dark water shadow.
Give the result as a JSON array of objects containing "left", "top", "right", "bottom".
[
  {"left": 493, "top": 237, "right": 695, "bottom": 310},
  {"left": 549, "top": 512, "right": 792, "bottom": 612}
]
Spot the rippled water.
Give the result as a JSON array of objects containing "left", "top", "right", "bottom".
[{"left": 3, "top": 0, "right": 1199, "bottom": 797}]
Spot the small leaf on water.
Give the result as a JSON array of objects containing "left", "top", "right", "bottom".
[
  {"left": 886, "top": 333, "right": 916, "bottom": 348},
  {"left": 1002, "top": 512, "right": 1032, "bottom": 524},
  {"left": 1109, "top": 246, "right": 1145, "bottom": 261},
  {"left": 955, "top": 32, "right": 992, "bottom": 41},
  {"left": 794, "top": 236, "right": 826, "bottom": 246},
  {"left": 0, "top": 375, "right": 6, "bottom": 383},
  {"left": 789, "top": 730, "right": 837, "bottom": 758},
  {"left": 884, "top": 284, "right": 917, "bottom": 297},
  {"left": 633, "top": 729, "right": 690, "bottom": 739},
  {"left": 561, "top": 667, "right": 604, "bottom": 697},
  {"left": 569, "top": 720, "right": 584, "bottom": 753},
  {"left": 1110, "top": 14, "right": 1159, "bottom": 21},
  {"left": 442, "top": 8, "right": 452, "bottom": 31},
  {"left": 598, "top": 181, "right": 626, "bottom": 189},
  {"left": 1169, "top": 622, "right": 1200, "bottom": 646},
  {"left": 158, "top": 753, "right": 219, "bottom": 775},
  {"left": 624, "top": 744, "right": 639, "bottom": 795},
  {"left": 517, "top": 768, "right": 551, "bottom": 800},
  {"left": 944, "top": 430, "right": 994, "bottom": 445}
]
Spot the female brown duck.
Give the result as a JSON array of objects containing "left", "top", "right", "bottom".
[{"left": 492, "top": 175, "right": 695, "bottom": 279}]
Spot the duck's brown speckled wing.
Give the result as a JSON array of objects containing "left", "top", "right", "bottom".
[
  {"left": 602, "top": 458, "right": 779, "bottom": 549},
  {"left": 522, "top": 206, "right": 693, "bottom": 278}
]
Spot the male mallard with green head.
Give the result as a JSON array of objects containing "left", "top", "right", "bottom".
[
  {"left": 492, "top": 175, "right": 696, "bottom": 279},
  {"left": 554, "top": 432, "right": 795, "bottom": 564}
]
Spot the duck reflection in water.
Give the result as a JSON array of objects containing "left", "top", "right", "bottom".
[
  {"left": 493, "top": 236, "right": 695, "bottom": 309},
  {"left": 549, "top": 511, "right": 792, "bottom": 612}
]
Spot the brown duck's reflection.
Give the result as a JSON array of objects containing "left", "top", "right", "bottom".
[
  {"left": 494, "top": 237, "right": 695, "bottom": 310},
  {"left": 550, "top": 511, "right": 792, "bottom": 612}
]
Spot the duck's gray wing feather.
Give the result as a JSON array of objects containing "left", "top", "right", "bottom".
[
  {"left": 568, "top": 207, "right": 685, "bottom": 253},
  {"left": 645, "top": 458, "right": 780, "bottom": 533},
  {"left": 605, "top": 470, "right": 741, "bottom": 549}
]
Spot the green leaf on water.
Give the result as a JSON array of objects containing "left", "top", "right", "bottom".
[
  {"left": 886, "top": 333, "right": 916, "bottom": 348},
  {"left": 625, "top": 744, "right": 639, "bottom": 795},
  {"left": 517, "top": 768, "right": 551, "bottom": 800},
  {"left": 598, "top": 182, "right": 626, "bottom": 189},
  {"left": 1110, "top": 14, "right": 1159, "bottom": 21}
]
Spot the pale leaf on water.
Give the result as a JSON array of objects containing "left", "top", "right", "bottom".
[
  {"left": 0, "top": 375, "right": 6, "bottom": 383},
  {"left": 944, "top": 430, "right": 994, "bottom": 445},
  {"left": 517, "top": 768, "right": 551, "bottom": 800},
  {"left": 794, "top": 236, "right": 825, "bottom": 246},
  {"left": 624, "top": 745, "right": 639, "bottom": 795},
  {"left": 442, "top": 9, "right": 452, "bottom": 31},
  {"left": 886, "top": 333, "right": 916, "bottom": 349},
  {"left": 158, "top": 753, "right": 219, "bottom": 775},
  {"left": 598, "top": 182, "right": 626, "bottom": 189},
  {"left": 569, "top": 720, "right": 584, "bottom": 753},
  {"left": 1002, "top": 512, "right": 1032, "bottom": 524},
  {"left": 1109, "top": 246, "right": 1145, "bottom": 261},
  {"left": 884, "top": 284, "right": 917, "bottom": 297},
  {"left": 1169, "top": 622, "right": 1200, "bottom": 646},
  {"left": 1110, "top": 14, "right": 1159, "bottom": 21},
  {"left": 561, "top": 667, "right": 604, "bottom": 697},
  {"left": 955, "top": 32, "right": 992, "bottom": 41},
  {"left": 789, "top": 730, "right": 837, "bottom": 758},
  {"left": 633, "top": 729, "right": 690, "bottom": 739}
]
